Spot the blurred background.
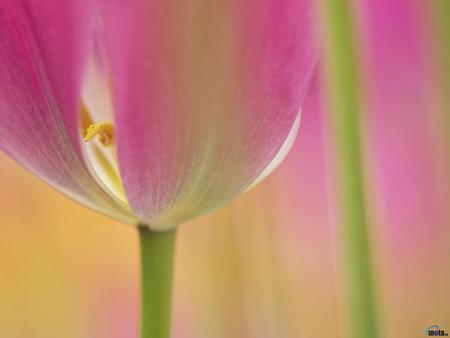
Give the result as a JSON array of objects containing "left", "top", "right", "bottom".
[{"left": 0, "top": 0, "right": 449, "bottom": 337}]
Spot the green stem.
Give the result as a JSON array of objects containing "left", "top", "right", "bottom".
[
  {"left": 429, "top": 1, "right": 450, "bottom": 143},
  {"left": 139, "top": 226, "right": 177, "bottom": 338},
  {"left": 323, "top": 1, "right": 379, "bottom": 338}
]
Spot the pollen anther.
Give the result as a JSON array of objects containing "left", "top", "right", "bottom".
[{"left": 84, "top": 122, "right": 115, "bottom": 147}]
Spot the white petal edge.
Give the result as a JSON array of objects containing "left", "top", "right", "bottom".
[{"left": 246, "top": 110, "right": 301, "bottom": 191}]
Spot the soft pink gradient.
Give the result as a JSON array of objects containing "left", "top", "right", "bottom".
[{"left": 361, "top": 0, "right": 450, "bottom": 335}]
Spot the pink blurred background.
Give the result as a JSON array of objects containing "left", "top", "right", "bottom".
[{"left": 0, "top": 1, "right": 449, "bottom": 337}]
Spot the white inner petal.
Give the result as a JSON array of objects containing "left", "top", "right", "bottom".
[
  {"left": 83, "top": 137, "right": 127, "bottom": 204},
  {"left": 80, "top": 43, "right": 128, "bottom": 206},
  {"left": 82, "top": 49, "right": 114, "bottom": 122}
]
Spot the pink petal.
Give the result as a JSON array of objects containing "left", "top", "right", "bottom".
[
  {"left": 102, "top": 0, "right": 318, "bottom": 229},
  {"left": 0, "top": 1, "right": 134, "bottom": 222}
]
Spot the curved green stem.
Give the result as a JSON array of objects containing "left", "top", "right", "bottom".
[
  {"left": 139, "top": 227, "right": 177, "bottom": 338},
  {"left": 322, "top": 1, "right": 380, "bottom": 338}
]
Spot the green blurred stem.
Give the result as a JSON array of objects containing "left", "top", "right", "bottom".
[
  {"left": 324, "top": 1, "right": 379, "bottom": 338},
  {"left": 429, "top": 1, "right": 450, "bottom": 141},
  {"left": 139, "top": 227, "right": 177, "bottom": 338}
]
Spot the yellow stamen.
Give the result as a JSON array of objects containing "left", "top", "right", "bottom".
[{"left": 84, "top": 122, "right": 115, "bottom": 147}]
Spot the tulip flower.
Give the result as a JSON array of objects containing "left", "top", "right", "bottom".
[{"left": 0, "top": 0, "right": 318, "bottom": 337}]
